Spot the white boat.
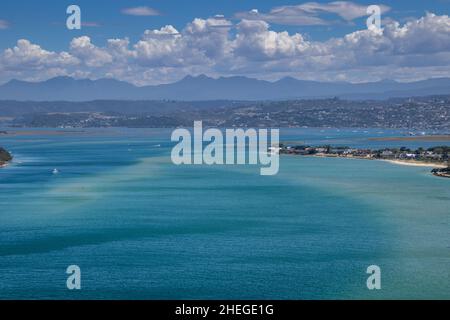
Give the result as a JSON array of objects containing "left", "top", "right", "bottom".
[{"left": 52, "top": 168, "right": 59, "bottom": 175}]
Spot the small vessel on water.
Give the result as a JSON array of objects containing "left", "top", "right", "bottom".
[{"left": 52, "top": 168, "right": 59, "bottom": 175}]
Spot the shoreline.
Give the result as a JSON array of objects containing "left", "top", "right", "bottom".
[
  {"left": 280, "top": 143, "right": 449, "bottom": 178},
  {"left": 282, "top": 153, "right": 449, "bottom": 178}
]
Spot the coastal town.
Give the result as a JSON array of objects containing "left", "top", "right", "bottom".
[
  {"left": 280, "top": 144, "right": 450, "bottom": 178},
  {"left": 1, "top": 95, "right": 449, "bottom": 130}
]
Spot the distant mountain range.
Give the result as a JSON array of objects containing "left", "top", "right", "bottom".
[{"left": 1, "top": 75, "right": 450, "bottom": 101}]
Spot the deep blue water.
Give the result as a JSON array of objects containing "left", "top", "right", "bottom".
[{"left": 0, "top": 128, "right": 449, "bottom": 299}]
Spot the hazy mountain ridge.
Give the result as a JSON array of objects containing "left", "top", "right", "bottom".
[{"left": 1, "top": 75, "right": 450, "bottom": 101}]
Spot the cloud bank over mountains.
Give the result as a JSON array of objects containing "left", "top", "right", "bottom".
[{"left": 0, "top": 6, "right": 450, "bottom": 85}]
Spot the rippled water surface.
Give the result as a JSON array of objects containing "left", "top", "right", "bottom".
[{"left": 0, "top": 128, "right": 448, "bottom": 299}]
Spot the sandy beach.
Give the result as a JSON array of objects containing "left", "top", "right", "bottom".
[{"left": 382, "top": 159, "right": 447, "bottom": 168}]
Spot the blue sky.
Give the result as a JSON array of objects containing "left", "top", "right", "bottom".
[{"left": 0, "top": 0, "right": 449, "bottom": 84}]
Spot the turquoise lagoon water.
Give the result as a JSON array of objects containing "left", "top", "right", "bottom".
[{"left": 0, "top": 128, "right": 449, "bottom": 299}]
